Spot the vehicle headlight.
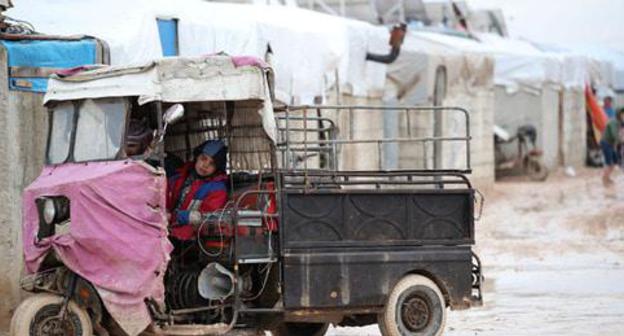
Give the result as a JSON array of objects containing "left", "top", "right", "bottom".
[
  {"left": 43, "top": 198, "right": 56, "bottom": 225},
  {"left": 35, "top": 196, "right": 70, "bottom": 242},
  {"left": 36, "top": 196, "right": 70, "bottom": 226}
]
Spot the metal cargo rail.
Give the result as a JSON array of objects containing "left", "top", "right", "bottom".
[{"left": 274, "top": 105, "right": 472, "bottom": 175}]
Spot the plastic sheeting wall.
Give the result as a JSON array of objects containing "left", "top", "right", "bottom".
[
  {"left": 494, "top": 86, "right": 560, "bottom": 171},
  {"left": 8, "top": 0, "right": 388, "bottom": 105},
  {"left": 320, "top": 94, "right": 386, "bottom": 172},
  {"left": 443, "top": 89, "right": 495, "bottom": 188},
  {"left": 395, "top": 88, "right": 495, "bottom": 189},
  {"left": 386, "top": 34, "right": 496, "bottom": 189},
  {"left": 560, "top": 89, "right": 586, "bottom": 168},
  {"left": 319, "top": 88, "right": 495, "bottom": 191}
]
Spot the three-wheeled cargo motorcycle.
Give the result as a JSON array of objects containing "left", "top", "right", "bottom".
[{"left": 12, "top": 55, "right": 482, "bottom": 336}]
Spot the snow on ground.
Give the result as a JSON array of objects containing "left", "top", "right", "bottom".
[{"left": 329, "top": 167, "right": 624, "bottom": 336}]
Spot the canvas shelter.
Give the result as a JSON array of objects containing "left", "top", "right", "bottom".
[
  {"left": 555, "top": 44, "right": 624, "bottom": 108},
  {"left": 531, "top": 42, "right": 619, "bottom": 167},
  {"left": 383, "top": 31, "right": 495, "bottom": 187},
  {"left": 475, "top": 33, "right": 595, "bottom": 170},
  {"left": 412, "top": 31, "right": 592, "bottom": 172},
  {"left": 303, "top": 29, "right": 496, "bottom": 189},
  {"left": 9, "top": 0, "right": 389, "bottom": 105}
]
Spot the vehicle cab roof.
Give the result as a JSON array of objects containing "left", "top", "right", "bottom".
[
  {"left": 44, "top": 54, "right": 277, "bottom": 141},
  {"left": 44, "top": 55, "right": 273, "bottom": 105}
]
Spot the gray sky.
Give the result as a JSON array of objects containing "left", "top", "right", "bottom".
[{"left": 468, "top": 0, "right": 624, "bottom": 52}]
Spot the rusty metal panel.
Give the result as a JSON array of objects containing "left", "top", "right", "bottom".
[
  {"left": 281, "top": 246, "right": 473, "bottom": 310},
  {"left": 279, "top": 189, "right": 476, "bottom": 312}
]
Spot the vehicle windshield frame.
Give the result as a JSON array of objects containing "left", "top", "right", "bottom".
[
  {"left": 45, "top": 101, "right": 75, "bottom": 165},
  {"left": 45, "top": 97, "right": 130, "bottom": 165}
]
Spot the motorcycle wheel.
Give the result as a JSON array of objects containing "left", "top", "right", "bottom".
[
  {"left": 526, "top": 157, "right": 549, "bottom": 181},
  {"left": 10, "top": 294, "right": 93, "bottom": 336}
]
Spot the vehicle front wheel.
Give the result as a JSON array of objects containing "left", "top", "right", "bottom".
[
  {"left": 378, "top": 275, "right": 447, "bottom": 336},
  {"left": 10, "top": 294, "right": 93, "bottom": 336},
  {"left": 270, "top": 322, "right": 329, "bottom": 336}
]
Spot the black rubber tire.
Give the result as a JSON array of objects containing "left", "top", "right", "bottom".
[
  {"left": 270, "top": 322, "right": 329, "bottom": 336},
  {"left": 586, "top": 148, "right": 604, "bottom": 167},
  {"left": 378, "top": 275, "right": 446, "bottom": 336},
  {"left": 10, "top": 293, "right": 93, "bottom": 336},
  {"left": 526, "top": 157, "right": 549, "bottom": 181}
]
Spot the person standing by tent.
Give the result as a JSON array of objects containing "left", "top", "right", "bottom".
[
  {"left": 600, "top": 108, "right": 624, "bottom": 186},
  {"left": 604, "top": 96, "right": 616, "bottom": 120}
]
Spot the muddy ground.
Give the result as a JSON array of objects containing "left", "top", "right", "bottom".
[
  {"left": 329, "top": 167, "right": 624, "bottom": 336},
  {"left": 2, "top": 168, "right": 622, "bottom": 335}
]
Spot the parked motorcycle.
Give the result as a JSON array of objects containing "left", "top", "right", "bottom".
[{"left": 494, "top": 124, "right": 549, "bottom": 181}]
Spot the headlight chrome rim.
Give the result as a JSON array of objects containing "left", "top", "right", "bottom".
[{"left": 42, "top": 198, "right": 56, "bottom": 225}]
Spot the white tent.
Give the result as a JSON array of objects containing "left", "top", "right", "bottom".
[
  {"left": 8, "top": 0, "right": 388, "bottom": 104},
  {"left": 400, "top": 31, "right": 591, "bottom": 171},
  {"left": 474, "top": 33, "right": 594, "bottom": 169},
  {"left": 562, "top": 45, "right": 624, "bottom": 91},
  {"left": 552, "top": 44, "right": 624, "bottom": 108},
  {"left": 383, "top": 31, "right": 495, "bottom": 186},
  {"left": 303, "top": 29, "right": 496, "bottom": 188}
]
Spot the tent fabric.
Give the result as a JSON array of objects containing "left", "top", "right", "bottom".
[
  {"left": 9, "top": 0, "right": 388, "bottom": 103},
  {"left": 22, "top": 161, "right": 172, "bottom": 336},
  {"left": 382, "top": 31, "right": 496, "bottom": 184},
  {"left": 44, "top": 55, "right": 278, "bottom": 142},
  {"left": 474, "top": 33, "right": 571, "bottom": 92},
  {"left": 407, "top": 31, "right": 558, "bottom": 93},
  {"left": 534, "top": 42, "right": 615, "bottom": 90},
  {"left": 406, "top": 31, "right": 597, "bottom": 93},
  {"left": 558, "top": 44, "right": 624, "bottom": 91},
  {"left": 386, "top": 32, "right": 494, "bottom": 105}
]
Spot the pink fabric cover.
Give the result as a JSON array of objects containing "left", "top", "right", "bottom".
[
  {"left": 231, "top": 55, "right": 269, "bottom": 69},
  {"left": 54, "top": 65, "right": 103, "bottom": 77},
  {"left": 22, "top": 161, "right": 173, "bottom": 336}
]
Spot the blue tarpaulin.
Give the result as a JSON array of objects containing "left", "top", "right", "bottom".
[
  {"left": 1, "top": 39, "right": 97, "bottom": 93},
  {"left": 157, "top": 18, "right": 179, "bottom": 57}
]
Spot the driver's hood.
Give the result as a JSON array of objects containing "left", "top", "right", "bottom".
[
  {"left": 22, "top": 160, "right": 172, "bottom": 336},
  {"left": 25, "top": 160, "right": 160, "bottom": 191}
]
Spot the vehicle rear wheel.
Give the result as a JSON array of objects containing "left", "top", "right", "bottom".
[
  {"left": 10, "top": 294, "right": 93, "bottom": 336},
  {"left": 378, "top": 275, "right": 446, "bottom": 336},
  {"left": 270, "top": 322, "right": 329, "bottom": 336},
  {"left": 525, "top": 156, "right": 548, "bottom": 181}
]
